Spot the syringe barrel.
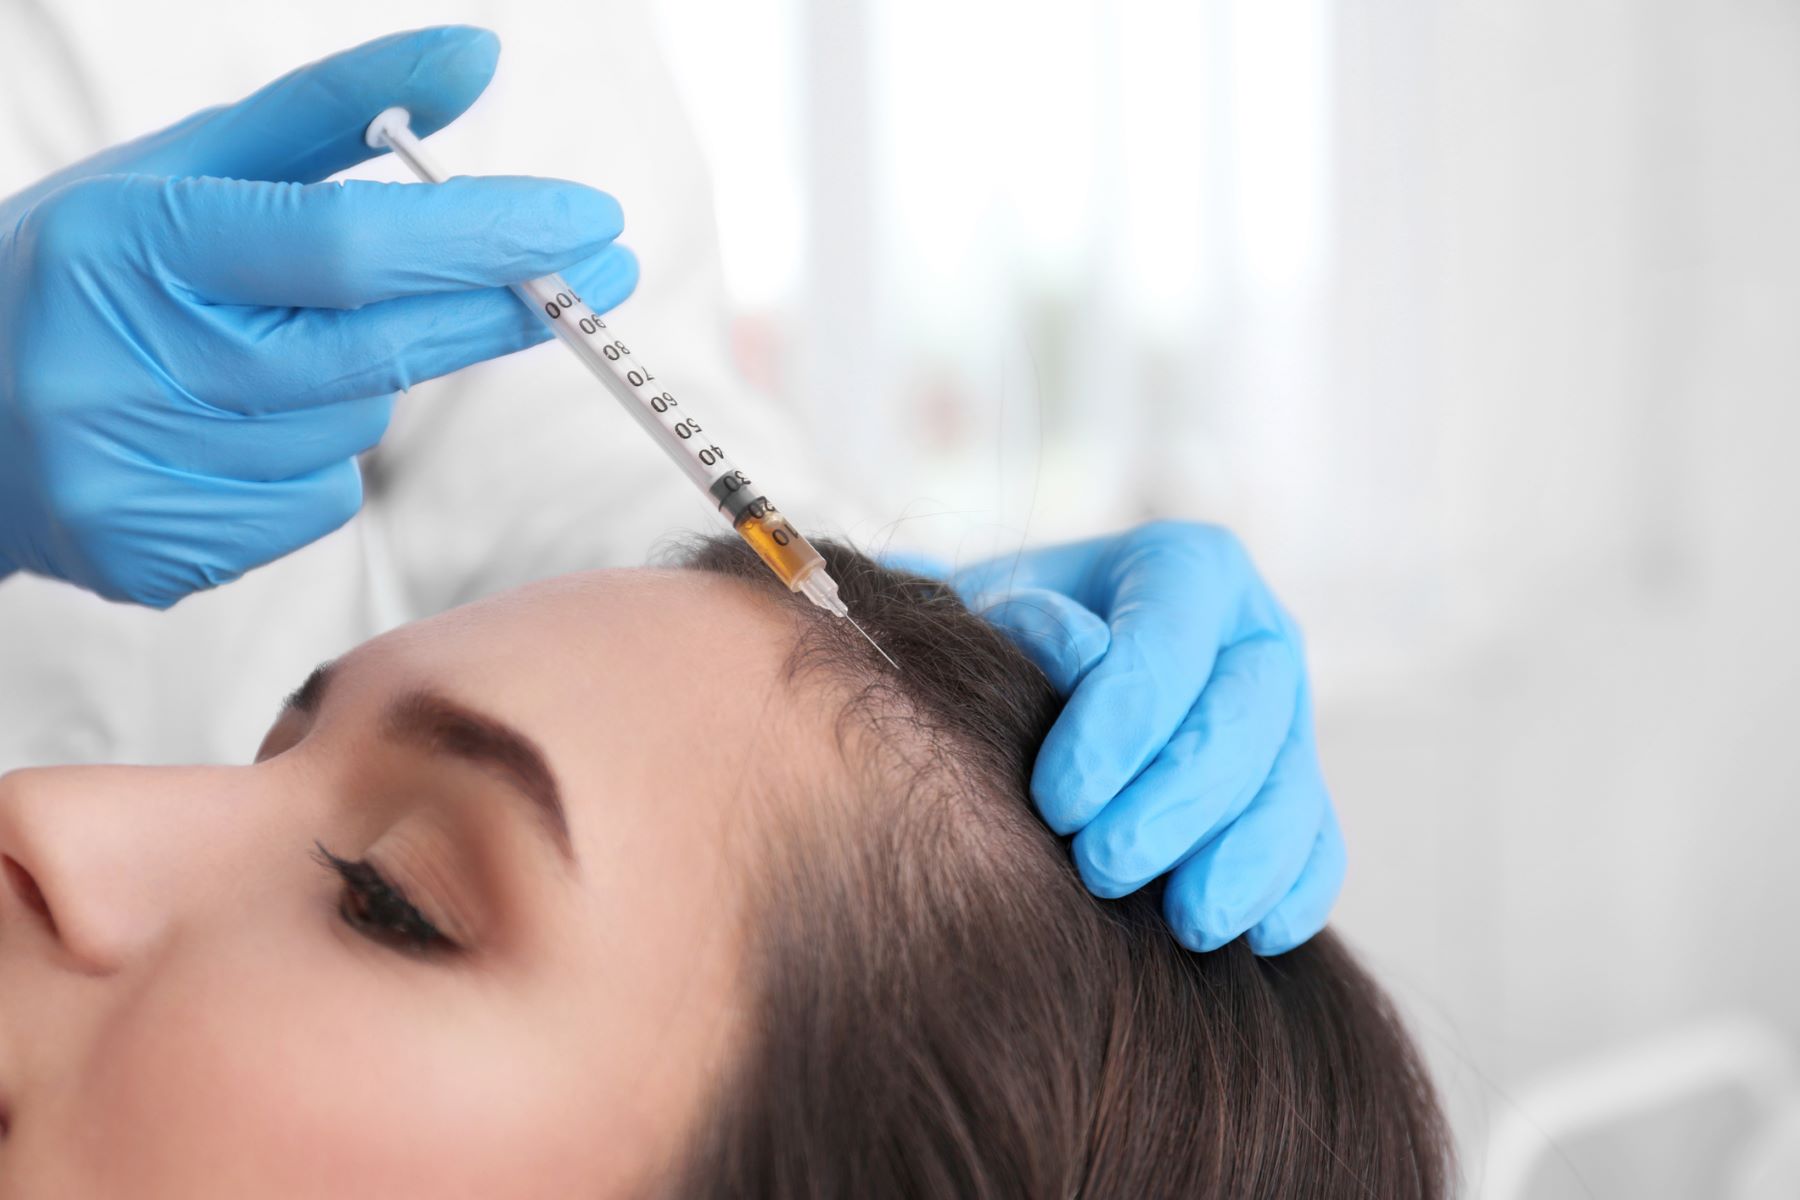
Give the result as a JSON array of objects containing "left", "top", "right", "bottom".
[
  {"left": 510, "top": 274, "right": 719, "bottom": 498},
  {"left": 365, "top": 106, "right": 835, "bottom": 604},
  {"left": 505, "top": 276, "right": 823, "bottom": 591},
  {"left": 733, "top": 504, "right": 837, "bottom": 607}
]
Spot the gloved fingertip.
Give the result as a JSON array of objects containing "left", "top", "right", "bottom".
[
  {"left": 1076, "top": 810, "right": 1186, "bottom": 901},
  {"left": 291, "top": 28, "right": 503, "bottom": 148},
  {"left": 544, "top": 183, "right": 624, "bottom": 246},
  {"left": 408, "top": 27, "right": 502, "bottom": 133},
  {"left": 1243, "top": 841, "right": 1341, "bottom": 956},
  {"left": 110, "top": 559, "right": 208, "bottom": 610},
  {"left": 433, "top": 24, "right": 501, "bottom": 74},
  {"left": 563, "top": 243, "right": 639, "bottom": 315},
  {"left": 978, "top": 588, "right": 1110, "bottom": 694},
  {"left": 351, "top": 394, "right": 397, "bottom": 456},
  {"left": 1167, "top": 902, "right": 1239, "bottom": 954},
  {"left": 418, "top": 178, "right": 624, "bottom": 277},
  {"left": 1162, "top": 860, "right": 1261, "bottom": 953},
  {"left": 1029, "top": 723, "right": 1123, "bottom": 837},
  {"left": 1245, "top": 914, "right": 1302, "bottom": 957},
  {"left": 1063, "top": 618, "right": 1112, "bottom": 681},
  {"left": 1029, "top": 775, "right": 1089, "bottom": 838},
  {"left": 1071, "top": 843, "right": 1139, "bottom": 901}
]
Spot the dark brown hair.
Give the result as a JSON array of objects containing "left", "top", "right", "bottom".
[{"left": 666, "top": 537, "right": 1451, "bottom": 1198}]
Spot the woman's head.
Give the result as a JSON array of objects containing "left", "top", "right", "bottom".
[
  {"left": 673, "top": 540, "right": 1452, "bottom": 1198},
  {"left": 0, "top": 554, "right": 795, "bottom": 1195},
  {"left": 0, "top": 539, "right": 1449, "bottom": 1196}
]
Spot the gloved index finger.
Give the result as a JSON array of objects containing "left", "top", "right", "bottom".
[
  {"left": 958, "top": 525, "right": 1284, "bottom": 638},
  {"left": 149, "top": 175, "right": 624, "bottom": 309},
  {"left": 951, "top": 535, "right": 1122, "bottom": 613},
  {"left": 973, "top": 587, "right": 1112, "bottom": 695},
  {"left": 107, "top": 26, "right": 499, "bottom": 185},
  {"left": 1028, "top": 526, "right": 1287, "bottom": 834}
]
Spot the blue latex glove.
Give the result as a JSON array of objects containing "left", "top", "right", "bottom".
[
  {"left": 952, "top": 521, "right": 1344, "bottom": 954},
  {"left": 0, "top": 27, "right": 638, "bottom": 607}
]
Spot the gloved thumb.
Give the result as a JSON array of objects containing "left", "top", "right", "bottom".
[
  {"left": 959, "top": 585, "right": 1111, "bottom": 695},
  {"left": 33, "top": 27, "right": 498, "bottom": 197}
]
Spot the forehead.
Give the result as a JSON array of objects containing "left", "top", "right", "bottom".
[
  {"left": 351, "top": 567, "right": 800, "bottom": 723},
  {"left": 327, "top": 567, "right": 819, "bottom": 873}
]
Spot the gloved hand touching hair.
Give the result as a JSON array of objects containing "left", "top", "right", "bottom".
[
  {"left": 952, "top": 522, "right": 1343, "bottom": 955},
  {"left": 0, "top": 26, "right": 637, "bottom": 607}
]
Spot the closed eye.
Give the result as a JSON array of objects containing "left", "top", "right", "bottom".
[{"left": 312, "top": 841, "right": 460, "bottom": 957}]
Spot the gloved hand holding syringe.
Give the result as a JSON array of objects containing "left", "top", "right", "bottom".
[{"left": 365, "top": 107, "right": 895, "bottom": 666}]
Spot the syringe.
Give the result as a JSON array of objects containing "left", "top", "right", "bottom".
[{"left": 364, "top": 107, "right": 894, "bottom": 667}]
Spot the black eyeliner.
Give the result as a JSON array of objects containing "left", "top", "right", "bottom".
[{"left": 311, "top": 841, "right": 459, "bottom": 956}]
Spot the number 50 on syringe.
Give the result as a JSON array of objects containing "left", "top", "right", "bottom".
[{"left": 364, "top": 106, "right": 894, "bottom": 666}]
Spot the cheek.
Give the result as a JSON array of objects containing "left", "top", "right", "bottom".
[{"left": 57, "top": 933, "right": 618, "bottom": 1199}]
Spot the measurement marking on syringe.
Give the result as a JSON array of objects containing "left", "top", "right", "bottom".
[
  {"left": 362, "top": 105, "right": 886, "bottom": 653},
  {"left": 536, "top": 285, "right": 763, "bottom": 520}
]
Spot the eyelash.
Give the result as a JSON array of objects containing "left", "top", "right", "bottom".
[{"left": 311, "top": 841, "right": 459, "bottom": 957}]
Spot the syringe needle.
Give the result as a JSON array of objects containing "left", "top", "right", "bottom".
[{"left": 846, "top": 615, "right": 900, "bottom": 670}]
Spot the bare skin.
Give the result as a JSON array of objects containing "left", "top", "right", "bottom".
[{"left": 0, "top": 568, "right": 811, "bottom": 1197}]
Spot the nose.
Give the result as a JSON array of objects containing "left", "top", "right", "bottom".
[
  {"left": 0, "top": 764, "right": 277, "bottom": 974},
  {"left": 3, "top": 852, "right": 56, "bottom": 932}
]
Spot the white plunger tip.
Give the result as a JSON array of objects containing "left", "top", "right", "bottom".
[{"left": 364, "top": 106, "right": 414, "bottom": 150}]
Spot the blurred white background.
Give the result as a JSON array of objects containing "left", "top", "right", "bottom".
[
  {"left": 650, "top": 0, "right": 1800, "bottom": 1193},
  {"left": 3, "top": 0, "right": 1796, "bottom": 1191}
]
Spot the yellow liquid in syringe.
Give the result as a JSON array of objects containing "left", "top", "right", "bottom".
[{"left": 734, "top": 505, "right": 828, "bottom": 591}]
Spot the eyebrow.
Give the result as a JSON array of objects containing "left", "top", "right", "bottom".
[
  {"left": 285, "top": 663, "right": 576, "bottom": 869},
  {"left": 286, "top": 662, "right": 335, "bottom": 715}
]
